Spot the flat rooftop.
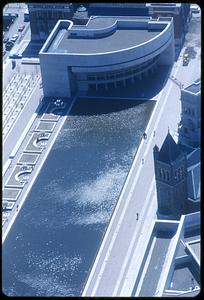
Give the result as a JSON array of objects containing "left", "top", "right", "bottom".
[
  {"left": 185, "top": 82, "right": 201, "bottom": 94},
  {"left": 188, "top": 240, "right": 200, "bottom": 262},
  {"left": 46, "top": 16, "right": 164, "bottom": 54}
]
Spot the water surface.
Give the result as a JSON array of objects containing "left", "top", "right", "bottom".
[{"left": 3, "top": 98, "right": 155, "bottom": 296}]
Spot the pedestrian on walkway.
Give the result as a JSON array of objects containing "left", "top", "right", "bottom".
[
  {"left": 153, "top": 130, "right": 156, "bottom": 137},
  {"left": 16, "top": 204, "right": 19, "bottom": 211},
  {"left": 142, "top": 158, "right": 144, "bottom": 165},
  {"left": 191, "top": 278, "right": 195, "bottom": 290},
  {"left": 136, "top": 213, "right": 139, "bottom": 221}
]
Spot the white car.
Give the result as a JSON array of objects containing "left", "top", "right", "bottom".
[
  {"left": 10, "top": 34, "right": 19, "bottom": 42},
  {"left": 190, "top": 4, "right": 200, "bottom": 14}
]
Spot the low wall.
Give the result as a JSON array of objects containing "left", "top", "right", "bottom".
[
  {"left": 184, "top": 211, "right": 200, "bottom": 232},
  {"left": 133, "top": 219, "right": 179, "bottom": 296},
  {"left": 153, "top": 215, "right": 185, "bottom": 295},
  {"left": 154, "top": 219, "right": 179, "bottom": 233}
]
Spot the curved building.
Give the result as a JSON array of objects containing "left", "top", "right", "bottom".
[{"left": 39, "top": 15, "right": 175, "bottom": 98}]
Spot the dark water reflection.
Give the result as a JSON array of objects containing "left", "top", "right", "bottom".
[{"left": 3, "top": 98, "right": 155, "bottom": 296}]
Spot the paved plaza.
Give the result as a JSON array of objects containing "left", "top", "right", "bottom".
[
  {"left": 2, "top": 92, "right": 73, "bottom": 241},
  {"left": 35, "top": 121, "right": 56, "bottom": 132}
]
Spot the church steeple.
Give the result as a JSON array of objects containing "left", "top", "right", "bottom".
[
  {"left": 153, "top": 132, "right": 188, "bottom": 219},
  {"left": 158, "top": 132, "right": 183, "bottom": 164}
]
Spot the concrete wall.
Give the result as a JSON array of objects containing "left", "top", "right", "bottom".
[
  {"left": 134, "top": 219, "right": 178, "bottom": 295},
  {"left": 40, "top": 54, "right": 71, "bottom": 98},
  {"left": 184, "top": 211, "right": 200, "bottom": 231},
  {"left": 154, "top": 219, "right": 179, "bottom": 233}
]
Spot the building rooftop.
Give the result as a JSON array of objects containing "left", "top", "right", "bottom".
[
  {"left": 187, "top": 163, "right": 200, "bottom": 200},
  {"left": 158, "top": 132, "right": 184, "bottom": 163},
  {"left": 187, "top": 148, "right": 200, "bottom": 169},
  {"left": 146, "top": 3, "right": 181, "bottom": 8},
  {"left": 46, "top": 16, "right": 165, "bottom": 54},
  {"left": 187, "top": 240, "right": 200, "bottom": 263},
  {"left": 185, "top": 82, "right": 201, "bottom": 94},
  {"left": 178, "top": 143, "right": 194, "bottom": 155}
]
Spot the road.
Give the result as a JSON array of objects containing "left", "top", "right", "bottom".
[
  {"left": 3, "top": 3, "right": 29, "bottom": 60},
  {"left": 82, "top": 44, "right": 201, "bottom": 297},
  {"left": 3, "top": 4, "right": 31, "bottom": 88}
]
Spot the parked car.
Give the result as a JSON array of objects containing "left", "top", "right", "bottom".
[
  {"left": 5, "top": 41, "right": 14, "bottom": 51},
  {"left": 3, "top": 37, "right": 9, "bottom": 43},
  {"left": 10, "top": 34, "right": 19, "bottom": 42},
  {"left": 190, "top": 4, "right": 200, "bottom": 14},
  {"left": 18, "top": 25, "right": 25, "bottom": 32}
]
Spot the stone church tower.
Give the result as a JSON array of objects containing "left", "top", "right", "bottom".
[{"left": 153, "top": 132, "right": 188, "bottom": 218}]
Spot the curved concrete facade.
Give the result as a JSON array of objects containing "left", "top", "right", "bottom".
[{"left": 39, "top": 16, "right": 175, "bottom": 97}]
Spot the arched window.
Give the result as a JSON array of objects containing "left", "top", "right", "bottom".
[
  {"left": 159, "top": 168, "right": 162, "bottom": 179},
  {"left": 178, "top": 168, "right": 181, "bottom": 180},
  {"left": 163, "top": 170, "right": 166, "bottom": 181}
]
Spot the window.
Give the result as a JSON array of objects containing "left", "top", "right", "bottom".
[
  {"left": 166, "top": 171, "right": 170, "bottom": 181},
  {"left": 159, "top": 168, "right": 162, "bottom": 179},
  {"left": 178, "top": 168, "right": 181, "bottom": 180}
]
